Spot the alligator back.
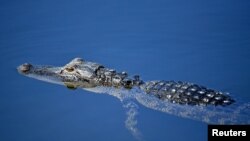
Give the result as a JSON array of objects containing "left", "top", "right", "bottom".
[
  {"left": 140, "top": 80, "right": 235, "bottom": 106},
  {"left": 18, "top": 58, "right": 250, "bottom": 124}
]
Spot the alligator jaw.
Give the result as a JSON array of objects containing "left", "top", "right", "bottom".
[{"left": 17, "top": 58, "right": 101, "bottom": 88}]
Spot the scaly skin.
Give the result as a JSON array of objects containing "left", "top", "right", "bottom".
[{"left": 17, "top": 57, "right": 235, "bottom": 106}]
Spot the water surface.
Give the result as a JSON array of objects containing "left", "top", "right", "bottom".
[{"left": 1, "top": 0, "right": 250, "bottom": 141}]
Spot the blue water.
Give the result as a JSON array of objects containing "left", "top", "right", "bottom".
[{"left": 1, "top": 0, "right": 250, "bottom": 141}]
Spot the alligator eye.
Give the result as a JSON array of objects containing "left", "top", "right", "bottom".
[{"left": 65, "top": 67, "right": 74, "bottom": 72}]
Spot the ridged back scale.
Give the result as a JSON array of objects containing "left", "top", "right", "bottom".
[{"left": 140, "top": 80, "right": 235, "bottom": 106}]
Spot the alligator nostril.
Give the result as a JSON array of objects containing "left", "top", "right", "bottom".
[{"left": 19, "top": 63, "right": 33, "bottom": 73}]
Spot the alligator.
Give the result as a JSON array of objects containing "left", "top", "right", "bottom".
[
  {"left": 17, "top": 57, "right": 250, "bottom": 139},
  {"left": 18, "top": 57, "right": 234, "bottom": 106}
]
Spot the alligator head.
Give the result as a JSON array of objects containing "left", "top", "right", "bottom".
[{"left": 17, "top": 58, "right": 103, "bottom": 89}]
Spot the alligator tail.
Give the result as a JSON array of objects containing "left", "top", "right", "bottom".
[{"left": 140, "top": 80, "right": 235, "bottom": 106}]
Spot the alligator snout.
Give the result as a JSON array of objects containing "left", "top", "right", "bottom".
[{"left": 18, "top": 63, "right": 33, "bottom": 73}]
